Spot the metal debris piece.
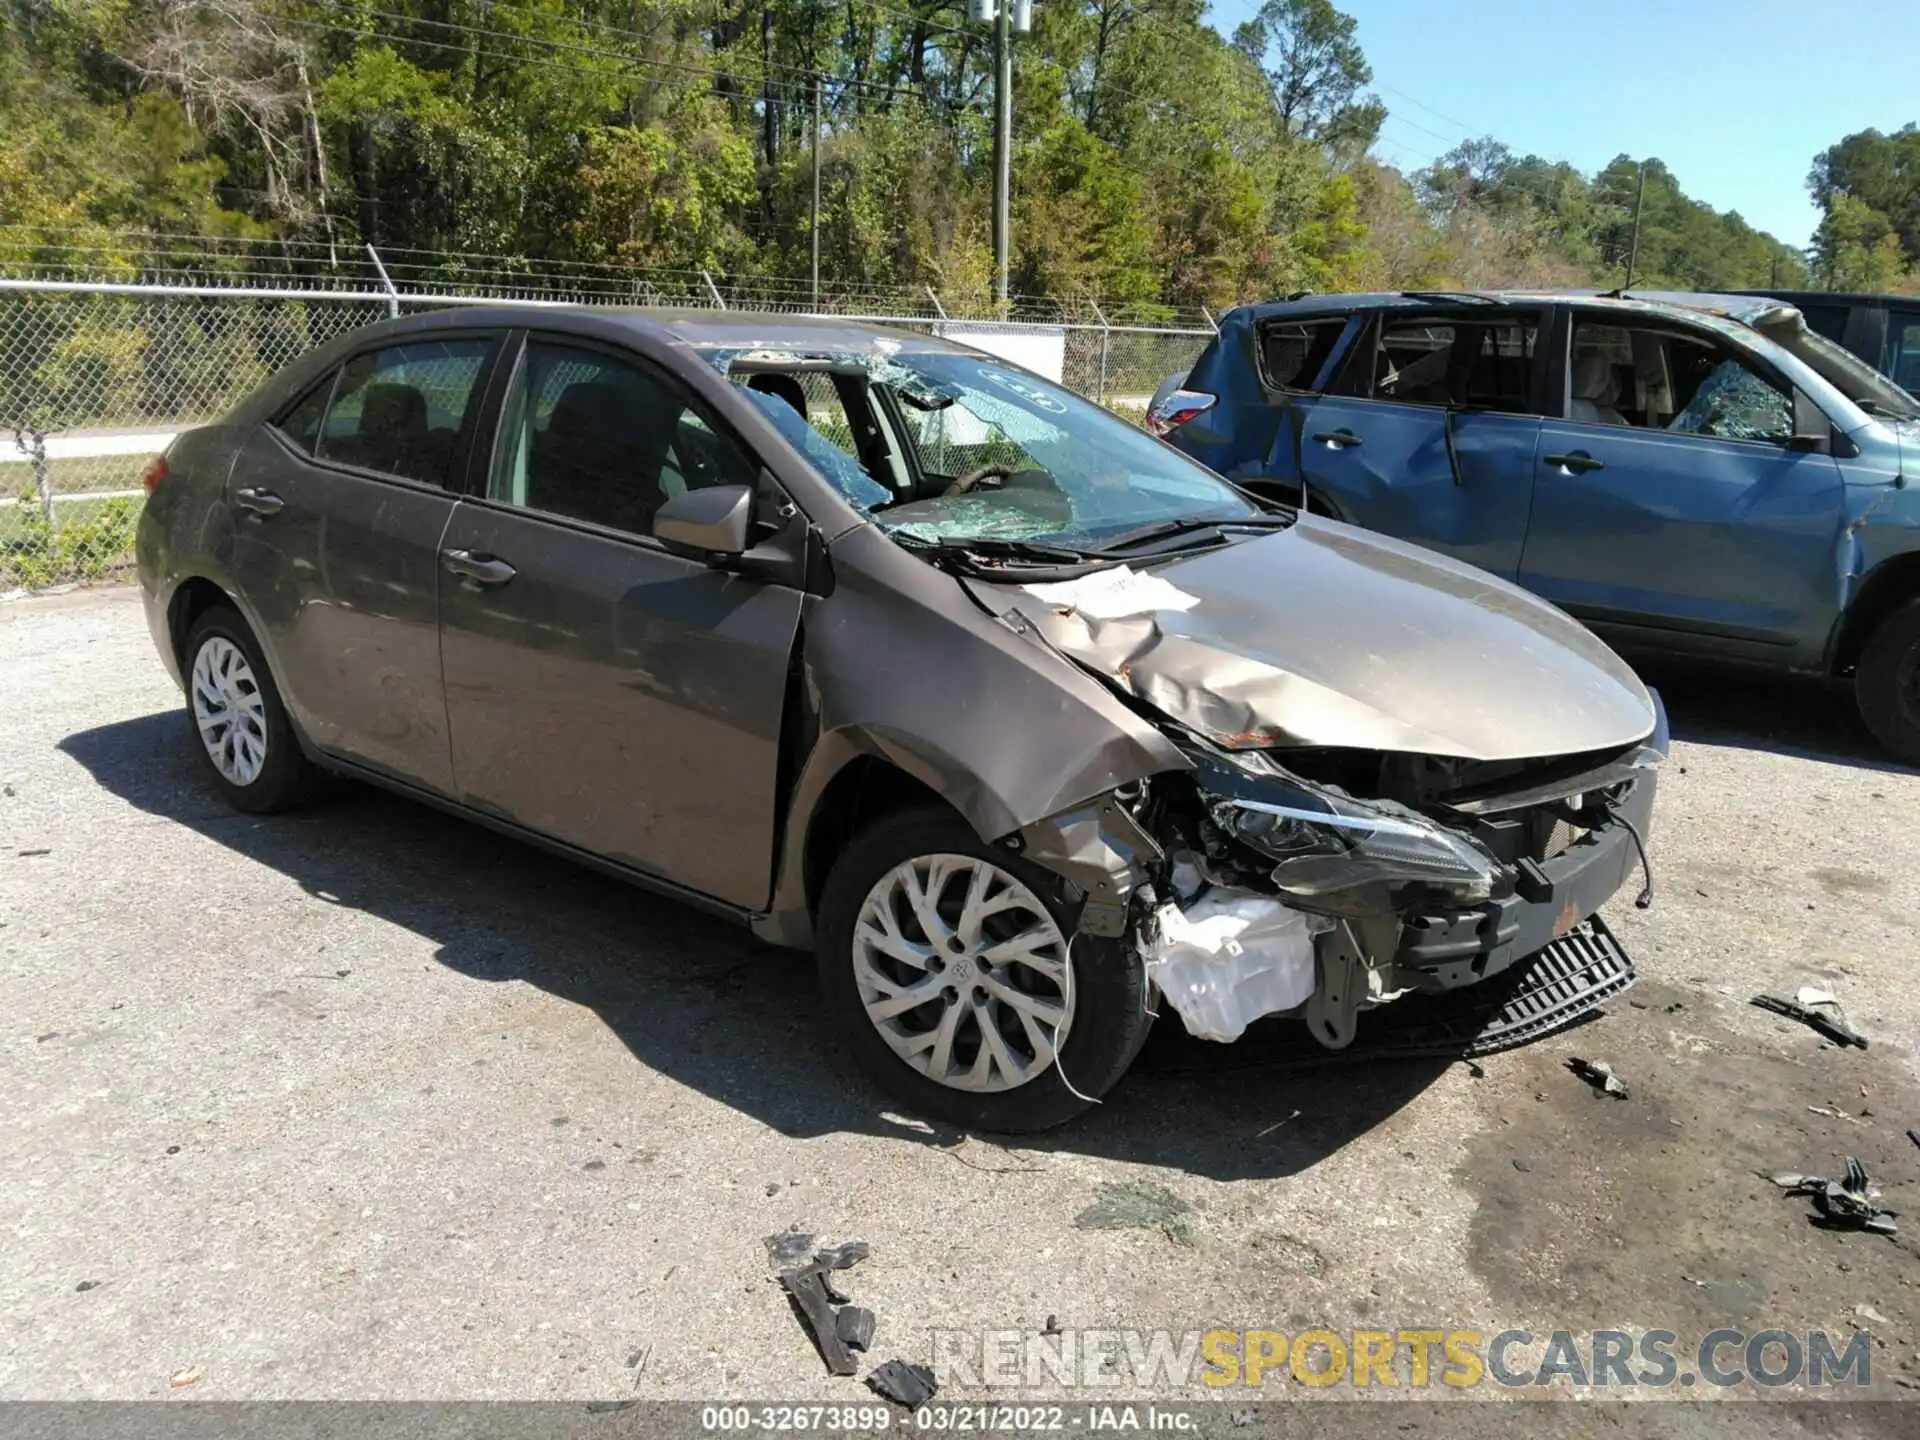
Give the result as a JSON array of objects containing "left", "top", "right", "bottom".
[
  {"left": 835, "top": 1306, "right": 876, "bottom": 1353},
  {"left": 1855, "top": 1303, "right": 1893, "bottom": 1327},
  {"left": 1778, "top": 1158, "right": 1897, "bottom": 1235},
  {"left": 865, "top": 1360, "right": 938, "bottom": 1407},
  {"left": 1567, "top": 1057, "right": 1629, "bottom": 1098},
  {"left": 1751, "top": 993, "right": 1867, "bottom": 1049},
  {"left": 779, "top": 1265, "right": 857, "bottom": 1376}
]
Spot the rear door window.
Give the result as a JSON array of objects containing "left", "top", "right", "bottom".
[
  {"left": 1367, "top": 316, "right": 1538, "bottom": 411},
  {"left": 1256, "top": 318, "right": 1347, "bottom": 392},
  {"left": 315, "top": 338, "right": 492, "bottom": 486}
]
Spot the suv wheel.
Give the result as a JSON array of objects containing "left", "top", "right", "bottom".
[
  {"left": 1857, "top": 597, "right": 1920, "bottom": 765},
  {"left": 816, "top": 807, "right": 1152, "bottom": 1133},
  {"left": 183, "top": 606, "right": 319, "bottom": 812}
]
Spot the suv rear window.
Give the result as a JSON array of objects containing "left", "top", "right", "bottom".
[{"left": 1257, "top": 318, "right": 1346, "bottom": 392}]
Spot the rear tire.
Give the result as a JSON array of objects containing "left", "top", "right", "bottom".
[
  {"left": 182, "top": 606, "right": 319, "bottom": 813},
  {"left": 1856, "top": 598, "right": 1920, "bottom": 765},
  {"left": 816, "top": 806, "right": 1151, "bottom": 1133}
]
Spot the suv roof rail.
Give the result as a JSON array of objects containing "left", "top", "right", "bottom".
[{"left": 1399, "top": 290, "right": 1502, "bottom": 306}]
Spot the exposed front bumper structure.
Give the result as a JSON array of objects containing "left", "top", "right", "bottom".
[{"left": 1394, "top": 740, "right": 1658, "bottom": 991}]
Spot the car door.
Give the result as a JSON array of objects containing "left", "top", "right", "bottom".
[
  {"left": 1289, "top": 308, "right": 1546, "bottom": 578},
  {"left": 435, "top": 333, "right": 804, "bottom": 910},
  {"left": 224, "top": 332, "right": 499, "bottom": 793},
  {"left": 1518, "top": 311, "right": 1846, "bottom": 659}
]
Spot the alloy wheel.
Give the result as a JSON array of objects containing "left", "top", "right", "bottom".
[
  {"left": 191, "top": 635, "right": 269, "bottom": 787},
  {"left": 851, "top": 854, "right": 1073, "bottom": 1093}
]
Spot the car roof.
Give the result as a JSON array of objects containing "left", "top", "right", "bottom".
[
  {"left": 1232, "top": 289, "right": 1796, "bottom": 329},
  {"left": 368, "top": 303, "right": 970, "bottom": 355}
]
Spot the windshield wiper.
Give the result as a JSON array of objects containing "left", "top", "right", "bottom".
[
  {"left": 1086, "top": 512, "right": 1295, "bottom": 555},
  {"left": 893, "top": 533, "right": 1099, "bottom": 565}
]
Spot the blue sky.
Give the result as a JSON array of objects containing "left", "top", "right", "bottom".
[{"left": 1205, "top": 0, "right": 1917, "bottom": 249}]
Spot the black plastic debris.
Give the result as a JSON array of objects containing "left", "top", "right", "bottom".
[
  {"left": 1777, "top": 1158, "right": 1897, "bottom": 1235},
  {"left": 1751, "top": 994, "right": 1868, "bottom": 1049},
  {"left": 815, "top": 1241, "right": 871, "bottom": 1270},
  {"left": 764, "top": 1227, "right": 816, "bottom": 1268},
  {"left": 780, "top": 1265, "right": 858, "bottom": 1376},
  {"left": 836, "top": 1306, "right": 875, "bottom": 1352},
  {"left": 1907, "top": 1129, "right": 1920, "bottom": 1152},
  {"left": 767, "top": 1232, "right": 875, "bottom": 1378},
  {"left": 865, "top": 1359, "right": 938, "bottom": 1407},
  {"left": 1567, "top": 1057, "right": 1629, "bottom": 1099}
]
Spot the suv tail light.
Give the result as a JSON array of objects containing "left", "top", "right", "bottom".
[
  {"left": 1146, "top": 389, "right": 1217, "bottom": 438},
  {"left": 140, "top": 454, "right": 169, "bottom": 495}
]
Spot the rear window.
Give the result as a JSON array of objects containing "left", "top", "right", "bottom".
[{"left": 1257, "top": 318, "right": 1346, "bottom": 392}]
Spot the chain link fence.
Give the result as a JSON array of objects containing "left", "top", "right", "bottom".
[{"left": 0, "top": 276, "right": 1212, "bottom": 591}]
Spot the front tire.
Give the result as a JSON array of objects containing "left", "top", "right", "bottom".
[
  {"left": 816, "top": 807, "right": 1151, "bottom": 1133},
  {"left": 182, "top": 606, "right": 318, "bottom": 813},
  {"left": 1856, "top": 597, "right": 1920, "bottom": 765}
]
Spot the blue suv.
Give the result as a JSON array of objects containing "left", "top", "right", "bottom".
[{"left": 1152, "top": 291, "right": 1920, "bottom": 762}]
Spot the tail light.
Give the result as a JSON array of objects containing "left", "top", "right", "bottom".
[
  {"left": 1146, "top": 389, "right": 1217, "bottom": 438},
  {"left": 140, "top": 454, "right": 169, "bottom": 495}
]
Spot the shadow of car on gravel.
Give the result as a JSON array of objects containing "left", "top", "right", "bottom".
[
  {"left": 1640, "top": 662, "right": 1916, "bottom": 774},
  {"left": 61, "top": 709, "right": 1465, "bottom": 1180}
]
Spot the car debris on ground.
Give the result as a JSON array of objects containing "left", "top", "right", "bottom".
[
  {"left": 1752, "top": 991, "right": 1869, "bottom": 1049},
  {"left": 1770, "top": 1158, "right": 1897, "bottom": 1235},
  {"left": 865, "top": 1359, "right": 939, "bottom": 1407},
  {"left": 1567, "top": 1057, "right": 1629, "bottom": 1098},
  {"left": 766, "top": 1231, "right": 935, "bottom": 1397}
]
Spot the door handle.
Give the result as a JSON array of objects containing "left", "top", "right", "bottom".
[
  {"left": 1543, "top": 451, "right": 1605, "bottom": 474},
  {"left": 233, "top": 486, "right": 284, "bottom": 517},
  {"left": 440, "top": 549, "right": 518, "bottom": 587},
  {"left": 1312, "top": 430, "right": 1363, "bottom": 449}
]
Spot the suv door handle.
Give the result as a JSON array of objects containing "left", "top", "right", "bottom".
[
  {"left": 233, "top": 486, "right": 284, "bottom": 517},
  {"left": 440, "top": 549, "right": 518, "bottom": 587},
  {"left": 1312, "top": 430, "right": 1363, "bottom": 449},
  {"left": 1543, "top": 451, "right": 1605, "bottom": 474}
]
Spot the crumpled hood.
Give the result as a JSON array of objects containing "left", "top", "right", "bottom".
[{"left": 982, "top": 517, "right": 1656, "bottom": 762}]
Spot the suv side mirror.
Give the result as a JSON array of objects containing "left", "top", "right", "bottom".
[{"left": 654, "top": 484, "right": 752, "bottom": 559}]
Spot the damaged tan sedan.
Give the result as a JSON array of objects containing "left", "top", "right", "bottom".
[{"left": 136, "top": 308, "right": 1665, "bottom": 1132}]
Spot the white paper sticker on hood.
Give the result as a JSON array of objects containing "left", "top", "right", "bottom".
[{"left": 1022, "top": 565, "right": 1201, "bottom": 620}]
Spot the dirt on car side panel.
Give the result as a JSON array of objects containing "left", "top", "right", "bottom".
[{"left": 752, "top": 524, "right": 1188, "bottom": 948}]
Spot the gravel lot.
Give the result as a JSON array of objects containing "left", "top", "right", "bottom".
[{"left": 3, "top": 584, "right": 1920, "bottom": 1426}]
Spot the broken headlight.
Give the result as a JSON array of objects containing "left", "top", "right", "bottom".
[{"left": 1209, "top": 781, "right": 1507, "bottom": 909}]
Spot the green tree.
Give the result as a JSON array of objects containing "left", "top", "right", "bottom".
[{"left": 1229, "top": 0, "right": 1383, "bottom": 151}]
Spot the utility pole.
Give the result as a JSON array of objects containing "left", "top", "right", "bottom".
[
  {"left": 992, "top": 0, "right": 1011, "bottom": 305},
  {"left": 810, "top": 73, "right": 822, "bottom": 306},
  {"left": 1622, "top": 160, "right": 1646, "bottom": 292}
]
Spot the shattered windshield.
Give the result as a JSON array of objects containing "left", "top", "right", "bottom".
[
  {"left": 871, "top": 353, "right": 1260, "bottom": 549},
  {"left": 718, "top": 345, "right": 1263, "bottom": 553}
]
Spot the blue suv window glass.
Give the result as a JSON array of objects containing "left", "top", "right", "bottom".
[
  {"left": 1571, "top": 321, "right": 1791, "bottom": 442},
  {"left": 1258, "top": 319, "right": 1346, "bottom": 392},
  {"left": 1369, "top": 317, "right": 1536, "bottom": 411},
  {"left": 1890, "top": 313, "right": 1920, "bottom": 394}
]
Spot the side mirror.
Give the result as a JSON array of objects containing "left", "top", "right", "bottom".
[
  {"left": 1787, "top": 389, "right": 1830, "bottom": 452},
  {"left": 654, "top": 484, "right": 752, "bottom": 559}
]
